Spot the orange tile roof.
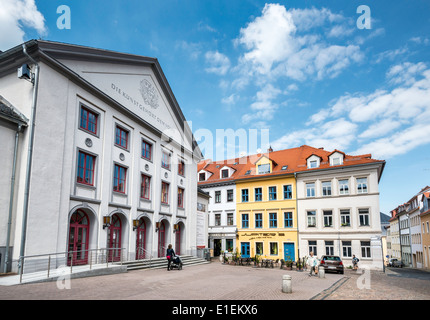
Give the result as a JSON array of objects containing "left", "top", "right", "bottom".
[{"left": 198, "top": 145, "right": 385, "bottom": 186}]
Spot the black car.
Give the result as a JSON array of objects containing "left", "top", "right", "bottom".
[{"left": 320, "top": 255, "right": 344, "bottom": 274}]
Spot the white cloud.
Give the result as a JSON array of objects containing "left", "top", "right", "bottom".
[
  {"left": 204, "top": 50, "right": 231, "bottom": 75},
  {"left": 0, "top": 0, "right": 46, "bottom": 51},
  {"left": 235, "top": 4, "right": 363, "bottom": 83},
  {"left": 272, "top": 62, "right": 430, "bottom": 159},
  {"left": 241, "top": 84, "right": 282, "bottom": 125}
]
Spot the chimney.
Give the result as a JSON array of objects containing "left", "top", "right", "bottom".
[{"left": 268, "top": 146, "right": 273, "bottom": 153}]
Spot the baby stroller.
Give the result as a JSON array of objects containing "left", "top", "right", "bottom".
[{"left": 168, "top": 255, "right": 183, "bottom": 270}]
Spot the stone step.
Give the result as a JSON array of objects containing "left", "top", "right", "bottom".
[{"left": 122, "top": 255, "right": 210, "bottom": 271}]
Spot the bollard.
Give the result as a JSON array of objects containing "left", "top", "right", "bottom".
[
  {"left": 282, "top": 275, "right": 292, "bottom": 293},
  {"left": 318, "top": 266, "right": 325, "bottom": 278}
]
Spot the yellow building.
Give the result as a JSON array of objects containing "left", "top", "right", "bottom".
[{"left": 235, "top": 152, "right": 298, "bottom": 262}]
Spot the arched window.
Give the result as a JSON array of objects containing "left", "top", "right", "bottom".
[{"left": 68, "top": 209, "right": 90, "bottom": 266}]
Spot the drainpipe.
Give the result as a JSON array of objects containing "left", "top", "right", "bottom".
[
  {"left": 18, "top": 44, "right": 40, "bottom": 269},
  {"left": 2, "top": 124, "right": 22, "bottom": 273},
  {"left": 294, "top": 172, "right": 299, "bottom": 260}
]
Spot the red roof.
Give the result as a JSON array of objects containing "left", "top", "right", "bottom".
[{"left": 198, "top": 145, "right": 385, "bottom": 186}]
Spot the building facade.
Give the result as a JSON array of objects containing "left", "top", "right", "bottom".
[
  {"left": 0, "top": 40, "right": 202, "bottom": 273},
  {"left": 197, "top": 160, "right": 244, "bottom": 256},
  {"left": 296, "top": 147, "right": 385, "bottom": 270},
  {"left": 235, "top": 153, "right": 298, "bottom": 262},
  {"left": 421, "top": 191, "right": 430, "bottom": 269}
]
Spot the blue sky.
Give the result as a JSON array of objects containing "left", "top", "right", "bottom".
[{"left": 1, "top": 0, "right": 430, "bottom": 215}]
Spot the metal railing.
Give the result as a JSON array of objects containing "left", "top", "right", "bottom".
[
  {"left": 16, "top": 248, "right": 126, "bottom": 283},
  {"left": 136, "top": 247, "right": 153, "bottom": 268}
]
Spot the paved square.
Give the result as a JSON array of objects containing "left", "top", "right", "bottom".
[{"left": 0, "top": 261, "right": 344, "bottom": 300}]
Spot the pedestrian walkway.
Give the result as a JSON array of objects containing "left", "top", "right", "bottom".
[{"left": 0, "top": 260, "right": 344, "bottom": 300}]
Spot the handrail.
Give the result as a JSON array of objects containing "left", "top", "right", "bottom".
[
  {"left": 136, "top": 247, "right": 153, "bottom": 268},
  {"left": 18, "top": 247, "right": 125, "bottom": 283}
]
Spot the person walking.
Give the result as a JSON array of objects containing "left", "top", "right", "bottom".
[
  {"left": 166, "top": 244, "right": 175, "bottom": 271},
  {"left": 307, "top": 252, "right": 318, "bottom": 276},
  {"left": 352, "top": 255, "right": 359, "bottom": 270}
]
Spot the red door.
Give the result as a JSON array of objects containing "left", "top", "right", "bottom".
[
  {"left": 158, "top": 221, "right": 165, "bottom": 257},
  {"left": 68, "top": 210, "right": 89, "bottom": 266},
  {"left": 175, "top": 224, "right": 181, "bottom": 255},
  {"left": 136, "top": 219, "right": 146, "bottom": 260},
  {"left": 108, "top": 214, "right": 122, "bottom": 262}
]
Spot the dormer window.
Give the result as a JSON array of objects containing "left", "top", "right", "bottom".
[
  {"left": 199, "top": 172, "right": 206, "bottom": 181},
  {"left": 306, "top": 155, "right": 321, "bottom": 169},
  {"left": 329, "top": 151, "right": 344, "bottom": 166},
  {"left": 258, "top": 163, "right": 270, "bottom": 174},
  {"left": 221, "top": 169, "right": 229, "bottom": 179}
]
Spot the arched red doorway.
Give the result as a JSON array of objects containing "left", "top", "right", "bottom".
[
  {"left": 158, "top": 221, "right": 166, "bottom": 258},
  {"left": 108, "top": 214, "right": 122, "bottom": 262},
  {"left": 136, "top": 218, "right": 146, "bottom": 260},
  {"left": 67, "top": 209, "right": 90, "bottom": 266},
  {"left": 175, "top": 223, "right": 182, "bottom": 255}
]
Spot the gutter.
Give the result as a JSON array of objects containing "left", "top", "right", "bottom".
[{"left": 18, "top": 44, "right": 40, "bottom": 267}]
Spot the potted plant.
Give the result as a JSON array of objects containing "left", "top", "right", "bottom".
[
  {"left": 254, "top": 254, "right": 260, "bottom": 267},
  {"left": 286, "top": 259, "right": 293, "bottom": 270},
  {"left": 296, "top": 258, "right": 303, "bottom": 271}
]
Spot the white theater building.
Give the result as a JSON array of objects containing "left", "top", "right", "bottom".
[{"left": 0, "top": 40, "right": 202, "bottom": 272}]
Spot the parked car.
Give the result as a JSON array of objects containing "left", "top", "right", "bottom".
[
  {"left": 388, "top": 258, "right": 404, "bottom": 267},
  {"left": 320, "top": 255, "right": 344, "bottom": 274}
]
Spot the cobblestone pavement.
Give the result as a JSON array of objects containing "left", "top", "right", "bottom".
[
  {"left": 0, "top": 260, "right": 343, "bottom": 300},
  {"left": 316, "top": 267, "right": 430, "bottom": 300}
]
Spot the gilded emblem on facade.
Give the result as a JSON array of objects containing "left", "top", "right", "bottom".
[{"left": 139, "top": 79, "right": 159, "bottom": 109}]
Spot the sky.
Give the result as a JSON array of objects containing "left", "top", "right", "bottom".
[{"left": 1, "top": 0, "right": 429, "bottom": 215}]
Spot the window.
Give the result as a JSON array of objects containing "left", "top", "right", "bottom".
[
  {"left": 340, "top": 209, "right": 351, "bottom": 226},
  {"left": 284, "top": 212, "right": 293, "bottom": 228},
  {"left": 307, "top": 211, "right": 316, "bottom": 227},
  {"left": 332, "top": 157, "right": 341, "bottom": 166},
  {"left": 255, "top": 213, "right": 263, "bottom": 228},
  {"left": 226, "top": 239, "right": 233, "bottom": 252},
  {"left": 241, "top": 189, "right": 249, "bottom": 202},
  {"left": 325, "top": 241, "right": 334, "bottom": 255},
  {"left": 357, "top": 178, "right": 368, "bottom": 194},
  {"left": 161, "top": 152, "right": 171, "bottom": 170},
  {"left": 115, "top": 126, "right": 128, "bottom": 149},
  {"left": 256, "top": 242, "right": 263, "bottom": 255},
  {"left": 140, "top": 174, "right": 151, "bottom": 200},
  {"left": 306, "top": 183, "right": 315, "bottom": 197},
  {"left": 113, "top": 164, "right": 127, "bottom": 193},
  {"left": 322, "top": 181, "right": 332, "bottom": 196},
  {"left": 270, "top": 242, "right": 278, "bottom": 255},
  {"left": 361, "top": 241, "right": 371, "bottom": 258},
  {"left": 269, "top": 186, "right": 277, "bottom": 200},
  {"left": 269, "top": 213, "right": 277, "bottom": 228},
  {"left": 215, "top": 191, "right": 221, "bottom": 203},
  {"left": 255, "top": 187, "right": 262, "bottom": 201},
  {"left": 161, "top": 182, "right": 169, "bottom": 204},
  {"left": 215, "top": 214, "right": 221, "bottom": 226},
  {"left": 177, "top": 188, "right": 184, "bottom": 208},
  {"left": 221, "top": 169, "right": 229, "bottom": 178},
  {"left": 258, "top": 163, "right": 270, "bottom": 174},
  {"left": 309, "top": 160, "right": 318, "bottom": 168},
  {"left": 227, "top": 189, "right": 234, "bottom": 202},
  {"left": 359, "top": 209, "right": 370, "bottom": 226},
  {"left": 199, "top": 172, "right": 205, "bottom": 181},
  {"left": 323, "top": 210, "right": 333, "bottom": 227},
  {"left": 77, "top": 151, "right": 95, "bottom": 186},
  {"left": 142, "top": 140, "right": 152, "bottom": 160},
  {"left": 227, "top": 213, "right": 234, "bottom": 226},
  {"left": 242, "top": 214, "right": 249, "bottom": 228},
  {"left": 308, "top": 241, "right": 317, "bottom": 256},
  {"left": 339, "top": 179, "right": 349, "bottom": 195},
  {"left": 80, "top": 106, "right": 98, "bottom": 134},
  {"left": 283, "top": 185, "right": 292, "bottom": 199},
  {"left": 342, "top": 241, "right": 352, "bottom": 258},
  {"left": 178, "top": 160, "right": 185, "bottom": 176}
]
